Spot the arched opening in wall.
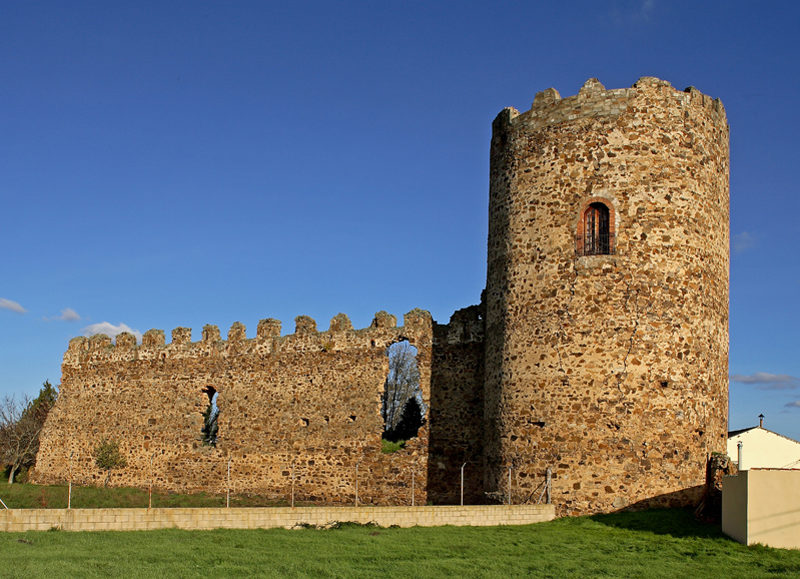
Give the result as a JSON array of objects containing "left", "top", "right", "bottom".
[
  {"left": 381, "top": 340, "right": 426, "bottom": 448},
  {"left": 578, "top": 201, "right": 615, "bottom": 256},
  {"left": 201, "top": 386, "right": 219, "bottom": 447}
]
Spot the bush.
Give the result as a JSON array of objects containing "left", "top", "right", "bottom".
[
  {"left": 94, "top": 439, "right": 127, "bottom": 486},
  {"left": 381, "top": 439, "right": 406, "bottom": 453}
]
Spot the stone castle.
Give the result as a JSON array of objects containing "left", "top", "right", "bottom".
[{"left": 34, "top": 77, "right": 730, "bottom": 516}]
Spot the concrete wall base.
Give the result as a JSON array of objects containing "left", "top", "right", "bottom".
[{"left": 0, "top": 504, "right": 555, "bottom": 532}]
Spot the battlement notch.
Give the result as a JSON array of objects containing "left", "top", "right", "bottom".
[
  {"left": 142, "top": 329, "right": 165, "bottom": 348},
  {"left": 61, "top": 308, "right": 442, "bottom": 366},
  {"left": 371, "top": 311, "right": 397, "bottom": 329},
  {"left": 329, "top": 313, "right": 352, "bottom": 332},
  {"left": 295, "top": 315, "right": 317, "bottom": 334},
  {"left": 257, "top": 318, "right": 281, "bottom": 339},
  {"left": 172, "top": 327, "right": 192, "bottom": 345},
  {"left": 228, "top": 322, "right": 246, "bottom": 342},
  {"left": 89, "top": 334, "right": 112, "bottom": 350},
  {"left": 116, "top": 332, "right": 137, "bottom": 349},
  {"left": 202, "top": 325, "right": 221, "bottom": 343}
]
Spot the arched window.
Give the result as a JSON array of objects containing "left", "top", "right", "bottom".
[{"left": 577, "top": 201, "right": 614, "bottom": 256}]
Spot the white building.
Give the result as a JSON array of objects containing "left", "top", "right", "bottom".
[{"left": 728, "top": 421, "right": 800, "bottom": 470}]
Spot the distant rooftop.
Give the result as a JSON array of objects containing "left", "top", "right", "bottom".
[{"left": 728, "top": 425, "right": 800, "bottom": 445}]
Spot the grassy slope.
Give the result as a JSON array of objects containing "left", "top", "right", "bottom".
[{"left": 1, "top": 509, "right": 799, "bottom": 578}]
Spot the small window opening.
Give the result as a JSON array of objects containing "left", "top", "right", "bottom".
[
  {"left": 201, "top": 386, "right": 219, "bottom": 446},
  {"left": 579, "top": 202, "right": 614, "bottom": 256},
  {"left": 381, "top": 340, "right": 426, "bottom": 445}
]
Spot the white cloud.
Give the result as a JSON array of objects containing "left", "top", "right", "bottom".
[
  {"left": 732, "top": 231, "right": 755, "bottom": 253},
  {"left": 0, "top": 298, "right": 27, "bottom": 313},
  {"left": 51, "top": 308, "right": 81, "bottom": 321},
  {"left": 785, "top": 401, "right": 800, "bottom": 409},
  {"left": 731, "top": 372, "right": 800, "bottom": 390},
  {"left": 82, "top": 322, "right": 143, "bottom": 343}
]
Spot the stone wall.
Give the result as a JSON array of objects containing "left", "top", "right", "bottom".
[
  {"left": 33, "top": 76, "right": 730, "bottom": 517},
  {"left": 484, "top": 77, "right": 730, "bottom": 515},
  {"left": 34, "top": 308, "right": 485, "bottom": 506},
  {"left": 0, "top": 504, "right": 555, "bottom": 532},
  {"left": 428, "top": 304, "right": 486, "bottom": 504}
]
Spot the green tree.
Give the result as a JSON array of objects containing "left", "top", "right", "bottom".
[
  {"left": 0, "top": 380, "right": 58, "bottom": 484},
  {"left": 29, "top": 380, "right": 58, "bottom": 422},
  {"left": 385, "top": 397, "right": 426, "bottom": 443},
  {"left": 381, "top": 341, "right": 425, "bottom": 440},
  {"left": 94, "top": 439, "right": 127, "bottom": 487}
]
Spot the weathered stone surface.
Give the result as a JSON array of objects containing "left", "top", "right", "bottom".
[
  {"left": 696, "top": 453, "right": 737, "bottom": 522},
  {"left": 33, "top": 77, "right": 729, "bottom": 517},
  {"left": 484, "top": 77, "right": 729, "bottom": 515},
  {"left": 34, "top": 311, "right": 484, "bottom": 506}
]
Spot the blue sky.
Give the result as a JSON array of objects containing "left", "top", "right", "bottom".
[{"left": 1, "top": 1, "right": 798, "bottom": 439}]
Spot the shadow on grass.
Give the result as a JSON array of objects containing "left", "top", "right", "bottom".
[{"left": 590, "top": 508, "right": 724, "bottom": 539}]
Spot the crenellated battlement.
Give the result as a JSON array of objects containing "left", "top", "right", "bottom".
[
  {"left": 38, "top": 75, "right": 727, "bottom": 515},
  {"left": 493, "top": 76, "right": 727, "bottom": 135},
  {"left": 486, "top": 75, "right": 729, "bottom": 515},
  {"left": 42, "top": 303, "right": 486, "bottom": 505},
  {"left": 63, "top": 308, "right": 483, "bottom": 367}
]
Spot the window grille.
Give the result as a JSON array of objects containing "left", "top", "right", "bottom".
[{"left": 577, "top": 202, "right": 615, "bottom": 255}]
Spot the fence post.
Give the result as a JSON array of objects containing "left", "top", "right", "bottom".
[
  {"left": 508, "top": 466, "right": 512, "bottom": 506},
  {"left": 411, "top": 471, "right": 415, "bottom": 507},
  {"left": 460, "top": 462, "right": 466, "bottom": 506},
  {"left": 291, "top": 461, "right": 295, "bottom": 509},
  {"left": 226, "top": 455, "right": 231, "bottom": 509},
  {"left": 149, "top": 454, "right": 153, "bottom": 510},
  {"left": 355, "top": 462, "right": 359, "bottom": 507},
  {"left": 68, "top": 451, "right": 73, "bottom": 510},
  {"left": 546, "top": 467, "right": 552, "bottom": 504}
]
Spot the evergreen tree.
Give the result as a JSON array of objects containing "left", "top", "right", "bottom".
[
  {"left": 384, "top": 397, "right": 425, "bottom": 443},
  {"left": 381, "top": 341, "right": 423, "bottom": 436}
]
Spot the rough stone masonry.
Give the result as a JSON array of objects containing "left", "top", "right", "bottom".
[{"left": 34, "top": 77, "right": 729, "bottom": 516}]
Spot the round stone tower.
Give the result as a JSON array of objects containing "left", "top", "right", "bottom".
[{"left": 483, "top": 77, "right": 729, "bottom": 515}]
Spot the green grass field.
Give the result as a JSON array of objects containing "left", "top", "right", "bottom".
[
  {"left": 2, "top": 507, "right": 799, "bottom": 577},
  {"left": 0, "top": 482, "right": 297, "bottom": 509}
]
